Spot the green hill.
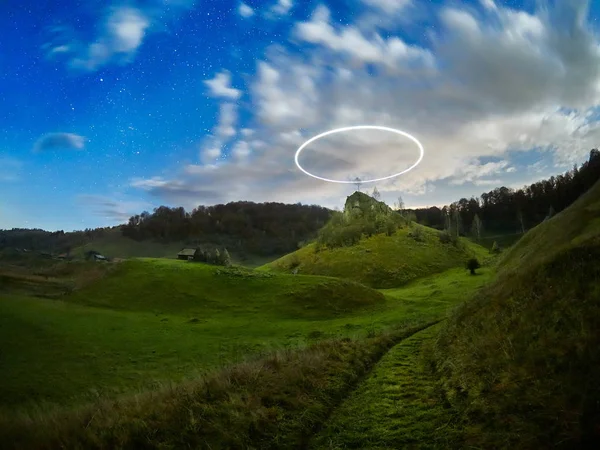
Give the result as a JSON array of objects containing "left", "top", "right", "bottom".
[
  {"left": 433, "top": 179, "right": 600, "bottom": 448},
  {"left": 262, "top": 225, "right": 488, "bottom": 288},
  {"left": 65, "top": 258, "right": 384, "bottom": 320},
  {"left": 499, "top": 178, "right": 600, "bottom": 271}
]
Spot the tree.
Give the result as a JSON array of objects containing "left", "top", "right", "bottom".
[
  {"left": 516, "top": 210, "right": 525, "bottom": 234},
  {"left": 222, "top": 248, "right": 232, "bottom": 267},
  {"left": 471, "top": 214, "right": 482, "bottom": 242},
  {"left": 214, "top": 248, "right": 221, "bottom": 265},
  {"left": 394, "top": 196, "right": 405, "bottom": 216},
  {"left": 491, "top": 241, "right": 500, "bottom": 254},
  {"left": 371, "top": 186, "right": 381, "bottom": 200},
  {"left": 467, "top": 258, "right": 481, "bottom": 275}
]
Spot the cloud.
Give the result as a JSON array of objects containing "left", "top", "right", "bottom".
[
  {"left": 271, "top": 0, "right": 293, "bottom": 16},
  {"left": 33, "top": 133, "right": 85, "bottom": 152},
  {"left": 293, "top": 5, "right": 434, "bottom": 72},
  {"left": 214, "top": 103, "right": 237, "bottom": 139},
  {"left": 199, "top": 103, "right": 238, "bottom": 163},
  {"left": 362, "top": 0, "right": 413, "bottom": 14},
  {"left": 0, "top": 156, "right": 22, "bottom": 182},
  {"left": 130, "top": 1, "right": 600, "bottom": 210},
  {"left": 77, "top": 195, "right": 152, "bottom": 223},
  {"left": 44, "top": 3, "right": 194, "bottom": 71},
  {"left": 204, "top": 70, "right": 242, "bottom": 100},
  {"left": 238, "top": 2, "right": 255, "bottom": 18},
  {"left": 447, "top": 160, "right": 509, "bottom": 186}
]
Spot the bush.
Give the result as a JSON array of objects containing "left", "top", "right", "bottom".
[
  {"left": 221, "top": 248, "right": 232, "bottom": 267},
  {"left": 408, "top": 226, "right": 425, "bottom": 242},
  {"left": 466, "top": 258, "right": 481, "bottom": 275},
  {"left": 491, "top": 241, "right": 501, "bottom": 254},
  {"left": 439, "top": 231, "right": 460, "bottom": 247}
]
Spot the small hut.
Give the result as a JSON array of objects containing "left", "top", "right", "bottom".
[{"left": 177, "top": 248, "right": 198, "bottom": 261}]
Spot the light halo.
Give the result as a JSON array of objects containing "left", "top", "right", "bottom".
[{"left": 294, "top": 125, "right": 424, "bottom": 184}]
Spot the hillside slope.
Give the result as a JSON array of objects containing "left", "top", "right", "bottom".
[
  {"left": 262, "top": 225, "right": 489, "bottom": 288},
  {"left": 499, "top": 178, "right": 600, "bottom": 271},
  {"left": 65, "top": 258, "right": 384, "bottom": 321},
  {"left": 433, "top": 179, "right": 600, "bottom": 448}
]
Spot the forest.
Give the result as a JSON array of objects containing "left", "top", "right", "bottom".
[{"left": 411, "top": 149, "right": 600, "bottom": 235}]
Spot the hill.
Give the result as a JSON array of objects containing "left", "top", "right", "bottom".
[
  {"left": 65, "top": 258, "right": 385, "bottom": 320},
  {"left": 262, "top": 224, "right": 488, "bottom": 288},
  {"left": 498, "top": 177, "right": 600, "bottom": 271},
  {"left": 433, "top": 179, "right": 600, "bottom": 448}
]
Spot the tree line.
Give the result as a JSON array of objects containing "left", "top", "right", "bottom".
[
  {"left": 121, "top": 201, "right": 332, "bottom": 256},
  {"left": 410, "top": 149, "right": 600, "bottom": 237},
  {"left": 3, "top": 149, "right": 599, "bottom": 257}
]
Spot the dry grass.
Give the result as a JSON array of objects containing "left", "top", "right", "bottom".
[{"left": 0, "top": 321, "right": 439, "bottom": 449}]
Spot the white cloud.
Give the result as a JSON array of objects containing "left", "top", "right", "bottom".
[
  {"left": 66, "top": 7, "right": 150, "bottom": 71},
  {"left": 198, "top": 103, "right": 238, "bottom": 163},
  {"left": 362, "top": 0, "right": 412, "bottom": 14},
  {"left": 293, "top": 5, "right": 434, "bottom": 72},
  {"left": 241, "top": 128, "right": 255, "bottom": 137},
  {"left": 130, "top": 0, "right": 600, "bottom": 210},
  {"left": 238, "top": 2, "right": 255, "bottom": 18},
  {"left": 447, "top": 160, "right": 509, "bottom": 185},
  {"left": 271, "top": 0, "right": 293, "bottom": 16},
  {"left": 44, "top": 3, "right": 195, "bottom": 71},
  {"left": 232, "top": 140, "right": 251, "bottom": 160},
  {"left": 204, "top": 70, "right": 242, "bottom": 100},
  {"left": 214, "top": 103, "right": 237, "bottom": 139}
]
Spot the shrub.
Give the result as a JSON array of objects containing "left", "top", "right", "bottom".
[
  {"left": 491, "top": 241, "right": 501, "bottom": 254},
  {"left": 408, "top": 226, "right": 425, "bottom": 242},
  {"left": 221, "top": 248, "right": 232, "bottom": 267},
  {"left": 466, "top": 258, "right": 481, "bottom": 275}
]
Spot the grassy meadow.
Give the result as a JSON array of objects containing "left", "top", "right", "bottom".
[
  {"left": 6, "top": 179, "right": 599, "bottom": 450},
  {"left": 0, "top": 257, "right": 492, "bottom": 414}
]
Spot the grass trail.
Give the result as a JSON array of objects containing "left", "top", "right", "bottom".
[{"left": 311, "top": 323, "right": 461, "bottom": 449}]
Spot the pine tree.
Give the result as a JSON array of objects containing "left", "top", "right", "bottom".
[
  {"left": 471, "top": 214, "right": 482, "bottom": 242},
  {"left": 222, "top": 248, "right": 232, "bottom": 267},
  {"left": 371, "top": 186, "right": 381, "bottom": 201}
]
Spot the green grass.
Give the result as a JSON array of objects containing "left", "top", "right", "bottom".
[
  {"left": 0, "top": 322, "right": 439, "bottom": 450},
  {"left": 312, "top": 323, "right": 463, "bottom": 449},
  {"left": 499, "top": 179, "right": 600, "bottom": 272},
  {"left": 476, "top": 231, "right": 523, "bottom": 251},
  {"left": 0, "top": 258, "right": 492, "bottom": 413},
  {"left": 65, "top": 258, "right": 385, "bottom": 320},
  {"left": 261, "top": 225, "right": 490, "bottom": 288},
  {"left": 433, "top": 180, "right": 600, "bottom": 448}
]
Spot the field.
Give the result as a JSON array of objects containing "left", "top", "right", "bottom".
[{"left": 0, "top": 258, "right": 492, "bottom": 413}]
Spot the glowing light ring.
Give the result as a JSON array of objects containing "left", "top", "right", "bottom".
[{"left": 294, "top": 125, "right": 425, "bottom": 184}]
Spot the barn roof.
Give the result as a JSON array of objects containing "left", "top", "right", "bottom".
[{"left": 178, "top": 248, "right": 197, "bottom": 256}]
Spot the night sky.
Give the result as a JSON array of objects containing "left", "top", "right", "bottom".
[{"left": 2, "top": 0, "right": 600, "bottom": 231}]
